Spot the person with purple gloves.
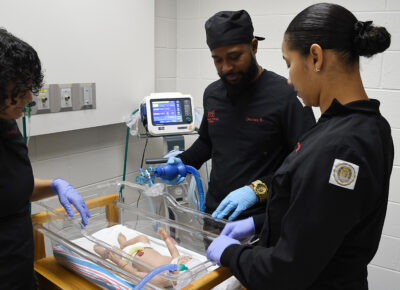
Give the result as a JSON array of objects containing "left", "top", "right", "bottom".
[
  {"left": 0, "top": 28, "right": 90, "bottom": 289},
  {"left": 160, "top": 10, "right": 315, "bottom": 224},
  {"left": 207, "top": 3, "right": 393, "bottom": 289}
]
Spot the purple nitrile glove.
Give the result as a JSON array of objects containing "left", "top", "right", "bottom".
[
  {"left": 212, "top": 186, "right": 257, "bottom": 221},
  {"left": 159, "top": 157, "right": 185, "bottom": 185},
  {"left": 206, "top": 235, "right": 240, "bottom": 265},
  {"left": 220, "top": 217, "right": 255, "bottom": 240},
  {"left": 51, "top": 178, "right": 91, "bottom": 226}
]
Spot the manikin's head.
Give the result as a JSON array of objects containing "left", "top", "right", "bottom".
[
  {"left": 205, "top": 10, "right": 264, "bottom": 95},
  {"left": 0, "top": 28, "right": 43, "bottom": 120}
]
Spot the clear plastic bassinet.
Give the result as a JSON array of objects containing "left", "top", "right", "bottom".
[{"left": 32, "top": 181, "right": 229, "bottom": 289}]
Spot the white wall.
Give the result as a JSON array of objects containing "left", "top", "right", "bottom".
[
  {"left": 174, "top": 0, "right": 400, "bottom": 289},
  {"left": 28, "top": 0, "right": 178, "bottom": 209},
  {"left": 28, "top": 1, "right": 164, "bottom": 200},
  {"left": 1, "top": 0, "right": 154, "bottom": 136}
]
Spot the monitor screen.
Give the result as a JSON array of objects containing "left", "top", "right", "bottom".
[{"left": 151, "top": 100, "right": 183, "bottom": 124}]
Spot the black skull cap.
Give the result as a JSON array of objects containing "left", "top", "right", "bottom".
[{"left": 205, "top": 10, "right": 265, "bottom": 50}]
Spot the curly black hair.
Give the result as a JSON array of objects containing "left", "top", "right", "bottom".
[{"left": 0, "top": 28, "right": 44, "bottom": 113}]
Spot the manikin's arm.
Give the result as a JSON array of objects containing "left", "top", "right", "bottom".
[
  {"left": 158, "top": 228, "right": 192, "bottom": 266},
  {"left": 158, "top": 228, "right": 180, "bottom": 259},
  {"left": 117, "top": 233, "right": 150, "bottom": 249}
]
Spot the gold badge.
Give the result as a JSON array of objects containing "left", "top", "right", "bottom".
[{"left": 329, "top": 159, "right": 359, "bottom": 190}]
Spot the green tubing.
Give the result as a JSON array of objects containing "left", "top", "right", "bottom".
[
  {"left": 119, "top": 126, "right": 130, "bottom": 200},
  {"left": 22, "top": 102, "right": 33, "bottom": 145},
  {"left": 119, "top": 109, "right": 139, "bottom": 200},
  {"left": 22, "top": 115, "right": 27, "bottom": 144}
]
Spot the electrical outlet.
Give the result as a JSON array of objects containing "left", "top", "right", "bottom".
[
  {"left": 75, "top": 83, "right": 96, "bottom": 110},
  {"left": 60, "top": 87, "right": 72, "bottom": 108},
  {"left": 82, "top": 85, "right": 93, "bottom": 106}
]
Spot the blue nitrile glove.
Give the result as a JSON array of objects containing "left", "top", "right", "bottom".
[
  {"left": 51, "top": 178, "right": 91, "bottom": 226},
  {"left": 220, "top": 217, "right": 255, "bottom": 240},
  {"left": 212, "top": 186, "right": 257, "bottom": 221},
  {"left": 206, "top": 235, "right": 240, "bottom": 266},
  {"left": 159, "top": 157, "right": 185, "bottom": 185}
]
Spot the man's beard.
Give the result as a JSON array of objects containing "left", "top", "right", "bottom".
[{"left": 219, "top": 55, "right": 259, "bottom": 98}]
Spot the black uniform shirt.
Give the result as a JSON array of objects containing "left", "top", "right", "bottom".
[
  {"left": 0, "top": 119, "right": 35, "bottom": 289},
  {"left": 180, "top": 70, "right": 315, "bottom": 217},
  {"left": 221, "top": 99, "right": 394, "bottom": 290}
]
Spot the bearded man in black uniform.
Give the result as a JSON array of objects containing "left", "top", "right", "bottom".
[{"left": 161, "top": 10, "right": 315, "bottom": 224}]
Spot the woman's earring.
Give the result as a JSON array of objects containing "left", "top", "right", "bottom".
[{"left": 314, "top": 67, "right": 320, "bottom": 72}]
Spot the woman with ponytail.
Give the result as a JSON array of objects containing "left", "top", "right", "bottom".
[{"left": 206, "top": 3, "right": 394, "bottom": 289}]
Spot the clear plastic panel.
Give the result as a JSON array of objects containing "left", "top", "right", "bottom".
[{"left": 33, "top": 180, "right": 227, "bottom": 289}]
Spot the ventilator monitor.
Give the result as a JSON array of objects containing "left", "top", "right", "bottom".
[{"left": 144, "top": 93, "right": 194, "bottom": 136}]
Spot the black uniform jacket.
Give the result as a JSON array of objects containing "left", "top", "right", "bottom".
[
  {"left": 0, "top": 119, "right": 35, "bottom": 289},
  {"left": 221, "top": 99, "right": 394, "bottom": 289},
  {"left": 179, "top": 70, "right": 315, "bottom": 217}
]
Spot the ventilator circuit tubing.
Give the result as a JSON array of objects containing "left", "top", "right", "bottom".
[
  {"left": 184, "top": 165, "right": 205, "bottom": 212},
  {"left": 134, "top": 263, "right": 181, "bottom": 289},
  {"left": 154, "top": 163, "right": 205, "bottom": 212}
]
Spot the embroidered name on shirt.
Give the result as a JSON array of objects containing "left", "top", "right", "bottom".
[
  {"left": 7, "top": 129, "right": 18, "bottom": 135},
  {"left": 246, "top": 117, "right": 264, "bottom": 123},
  {"left": 329, "top": 159, "right": 359, "bottom": 190},
  {"left": 207, "top": 110, "right": 219, "bottom": 123}
]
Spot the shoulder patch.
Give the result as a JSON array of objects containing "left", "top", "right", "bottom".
[{"left": 329, "top": 159, "right": 359, "bottom": 190}]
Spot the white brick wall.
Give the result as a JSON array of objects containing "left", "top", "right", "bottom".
[
  {"left": 174, "top": 0, "right": 400, "bottom": 288},
  {"left": 155, "top": 0, "right": 177, "bottom": 92}
]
